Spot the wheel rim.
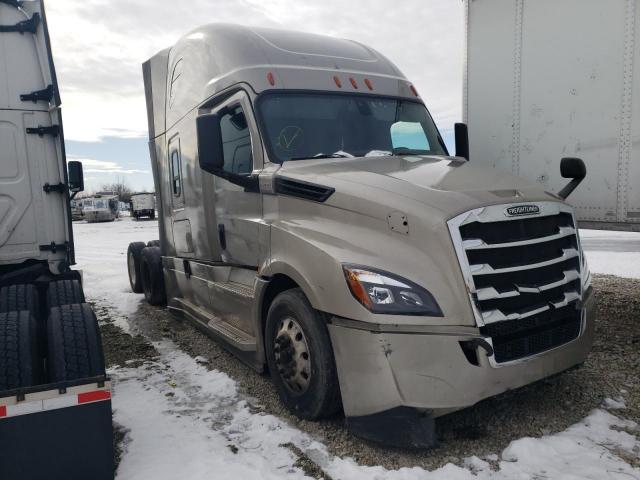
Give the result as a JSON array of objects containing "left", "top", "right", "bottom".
[
  {"left": 127, "top": 251, "right": 136, "bottom": 284},
  {"left": 274, "top": 316, "right": 311, "bottom": 394}
]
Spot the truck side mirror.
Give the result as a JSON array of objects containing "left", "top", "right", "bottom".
[
  {"left": 454, "top": 123, "right": 469, "bottom": 160},
  {"left": 68, "top": 161, "right": 84, "bottom": 193},
  {"left": 558, "top": 157, "right": 586, "bottom": 200},
  {"left": 196, "top": 113, "right": 224, "bottom": 174}
]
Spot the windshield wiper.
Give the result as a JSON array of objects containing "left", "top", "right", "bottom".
[
  {"left": 289, "top": 152, "right": 352, "bottom": 161},
  {"left": 392, "top": 147, "right": 430, "bottom": 156}
]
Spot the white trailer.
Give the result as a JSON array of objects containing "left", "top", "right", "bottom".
[
  {"left": 464, "top": 0, "right": 640, "bottom": 230},
  {"left": 130, "top": 192, "right": 155, "bottom": 219},
  {"left": 82, "top": 192, "right": 120, "bottom": 222}
]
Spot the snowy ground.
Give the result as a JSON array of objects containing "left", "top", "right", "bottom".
[
  {"left": 72, "top": 218, "right": 640, "bottom": 479},
  {"left": 580, "top": 229, "right": 640, "bottom": 279}
]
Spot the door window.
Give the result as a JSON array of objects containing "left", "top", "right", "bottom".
[{"left": 219, "top": 105, "right": 253, "bottom": 175}]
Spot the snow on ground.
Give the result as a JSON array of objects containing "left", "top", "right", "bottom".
[
  {"left": 74, "top": 218, "right": 640, "bottom": 480},
  {"left": 580, "top": 229, "right": 640, "bottom": 279}
]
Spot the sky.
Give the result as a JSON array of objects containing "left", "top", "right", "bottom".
[{"left": 45, "top": 0, "right": 465, "bottom": 192}]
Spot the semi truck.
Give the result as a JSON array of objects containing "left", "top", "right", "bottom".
[
  {"left": 130, "top": 192, "right": 156, "bottom": 219},
  {"left": 464, "top": 0, "right": 640, "bottom": 231},
  {"left": 0, "top": 1, "right": 113, "bottom": 477},
  {"left": 127, "top": 23, "right": 595, "bottom": 447}
]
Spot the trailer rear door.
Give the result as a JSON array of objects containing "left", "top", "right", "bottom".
[{"left": 0, "top": 0, "right": 74, "bottom": 271}]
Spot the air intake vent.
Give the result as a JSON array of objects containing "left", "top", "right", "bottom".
[{"left": 275, "top": 177, "right": 335, "bottom": 202}]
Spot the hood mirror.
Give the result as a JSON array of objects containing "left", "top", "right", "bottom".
[
  {"left": 67, "top": 160, "right": 84, "bottom": 197},
  {"left": 558, "top": 157, "right": 586, "bottom": 200}
]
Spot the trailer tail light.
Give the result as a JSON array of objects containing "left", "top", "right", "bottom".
[
  {"left": 349, "top": 77, "right": 358, "bottom": 89},
  {"left": 410, "top": 84, "right": 419, "bottom": 97},
  {"left": 0, "top": 406, "right": 6, "bottom": 418},
  {"left": 333, "top": 75, "right": 342, "bottom": 88},
  {"left": 267, "top": 71, "right": 275, "bottom": 86},
  {"left": 364, "top": 78, "right": 374, "bottom": 90}
]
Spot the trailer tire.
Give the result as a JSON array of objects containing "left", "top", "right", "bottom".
[
  {"left": 47, "top": 279, "right": 85, "bottom": 309},
  {"left": 140, "top": 246, "right": 166, "bottom": 306},
  {"left": 127, "top": 241, "right": 147, "bottom": 293},
  {"left": 0, "top": 284, "right": 40, "bottom": 319},
  {"left": 47, "top": 303, "right": 105, "bottom": 382},
  {"left": 265, "top": 288, "right": 341, "bottom": 420},
  {"left": 0, "top": 311, "right": 40, "bottom": 390},
  {"left": 146, "top": 240, "right": 160, "bottom": 248}
]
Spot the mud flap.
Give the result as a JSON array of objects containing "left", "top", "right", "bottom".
[{"left": 346, "top": 406, "right": 437, "bottom": 449}]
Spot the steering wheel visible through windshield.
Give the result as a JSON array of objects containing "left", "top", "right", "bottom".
[{"left": 257, "top": 93, "right": 448, "bottom": 163}]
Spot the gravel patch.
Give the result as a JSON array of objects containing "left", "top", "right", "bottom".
[{"left": 99, "top": 274, "right": 640, "bottom": 471}]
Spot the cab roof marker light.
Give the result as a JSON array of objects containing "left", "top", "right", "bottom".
[
  {"left": 333, "top": 75, "right": 342, "bottom": 88},
  {"left": 349, "top": 77, "right": 358, "bottom": 89},
  {"left": 410, "top": 84, "right": 419, "bottom": 97},
  {"left": 364, "top": 78, "right": 374, "bottom": 90},
  {"left": 267, "top": 71, "right": 275, "bottom": 86}
]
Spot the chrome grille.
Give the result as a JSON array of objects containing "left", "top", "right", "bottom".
[{"left": 448, "top": 202, "right": 583, "bottom": 364}]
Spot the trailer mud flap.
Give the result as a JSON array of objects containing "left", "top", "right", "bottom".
[{"left": 0, "top": 389, "right": 114, "bottom": 479}]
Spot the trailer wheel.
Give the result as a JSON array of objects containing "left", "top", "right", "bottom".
[
  {"left": 265, "top": 288, "right": 341, "bottom": 420},
  {"left": 0, "top": 284, "right": 40, "bottom": 319},
  {"left": 47, "top": 303, "right": 105, "bottom": 382},
  {"left": 140, "top": 246, "right": 166, "bottom": 306},
  {"left": 127, "top": 241, "right": 147, "bottom": 293},
  {"left": 0, "top": 311, "right": 40, "bottom": 390},
  {"left": 47, "top": 279, "right": 85, "bottom": 309},
  {"left": 146, "top": 240, "right": 160, "bottom": 248}
]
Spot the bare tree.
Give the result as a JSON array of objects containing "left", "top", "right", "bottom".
[{"left": 101, "top": 176, "right": 133, "bottom": 203}]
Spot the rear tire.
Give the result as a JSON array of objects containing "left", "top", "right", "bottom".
[
  {"left": 265, "top": 288, "right": 341, "bottom": 420},
  {"left": 140, "top": 246, "right": 166, "bottom": 306},
  {"left": 0, "top": 311, "right": 40, "bottom": 390},
  {"left": 127, "top": 241, "right": 146, "bottom": 293},
  {"left": 146, "top": 240, "right": 160, "bottom": 248},
  {"left": 0, "top": 284, "right": 40, "bottom": 319},
  {"left": 47, "top": 279, "right": 85, "bottom": 309},
  {"left": 47, "top": 303, "right": 105, "bottom": 382}
]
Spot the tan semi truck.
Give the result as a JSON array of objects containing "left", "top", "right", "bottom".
[{"left": 127, "top": 24, "right": 594, "bottom": 447}]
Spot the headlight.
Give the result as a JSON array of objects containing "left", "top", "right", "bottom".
[{"left": 342, "top": 264, "right": 442, "bottom": 316}]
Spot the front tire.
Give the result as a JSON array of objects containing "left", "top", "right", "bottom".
[{"left": 265, "top": 288, "right": 341, "bottom": 420}]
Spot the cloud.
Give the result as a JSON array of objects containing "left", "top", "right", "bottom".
[
  {"left": 45, "top": 0, "right": 463, "bottom": 142},
  {"left": 68, "top": 156, "right": 148, "bottom": 174}
]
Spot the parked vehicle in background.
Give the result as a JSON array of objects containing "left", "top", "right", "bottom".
[
  {"left": 70, "top": 198, "right": 84, "bottom": 220},
  {"left": 0, "top": 1, "right": 112, "bottom": 478},
  {"left": 128, "top": 23, "right": 594, "bottom": 448},
  {"left": 130, "top": 192, "right": 156, "bottom": 219},
  {"left": 464, "top": 0, "right": 640, "bottom": 231},
  {"left": 82, "top": 192, "right": 120, "bottom": 222}
]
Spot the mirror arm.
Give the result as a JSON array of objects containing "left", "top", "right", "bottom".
[
  {"left": 557, "top": 178, "right": 583, "bottom": 200},
  {"left": 70, "top": 191, "right": 79, "bottom": 201}
]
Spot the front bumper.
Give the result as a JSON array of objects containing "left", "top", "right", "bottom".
[{"left": 329, "top": 288, "right": 595, "bottom": 419}]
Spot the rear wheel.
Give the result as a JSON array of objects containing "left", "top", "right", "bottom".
[
  {"left": 0, "top": 311, "right": 40, "bottom": 390},
  {"left": 47, "top": 279, "right": 85, "bottom": 309},
  {"left": 146, "top": 240, "right": 160, "bottom": 248},
  {"left": 140, "top": 246, "right": 166, "bottom": 306},
  {"left": 47, "top": 303, "right": 105, "bottom": 382},
  {"left": 127, "top": 241, "right": 147, "bottom": 293},
  {"left": 0, "top": 284, "right": 40, "bottom": 319},
  {"left": 265, "top": 288, "right": 341, "bottom": 419}
]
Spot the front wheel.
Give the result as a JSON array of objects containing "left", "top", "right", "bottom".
[{"left": 265, "top": 288, "right": 341, "bottom": 420}]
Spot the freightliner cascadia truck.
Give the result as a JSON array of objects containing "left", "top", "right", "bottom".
[
  {"left": 0, "top": 1, "right": 112, "bottom": 477},
  {"left": 127, "top": 23, "right": 594, "bottom": 447}
]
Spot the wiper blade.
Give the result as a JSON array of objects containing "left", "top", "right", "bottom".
[
  {"left": 392, "top": 147, "right": 430, "bottom": 156},
  {"left": 290, "top": 152, "right": 352, "bottom": 161}
]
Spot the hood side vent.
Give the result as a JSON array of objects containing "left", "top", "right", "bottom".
[{"left": 275, "top": 177, "right": 335, "bottom": 202}]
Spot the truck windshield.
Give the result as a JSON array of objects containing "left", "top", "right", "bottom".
[{"left": 258, "top": 93, "right": 448, "bottom": 162}]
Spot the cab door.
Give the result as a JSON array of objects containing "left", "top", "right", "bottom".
[{"left": 211, "top": 91, "right": 265, "bottom": 267}]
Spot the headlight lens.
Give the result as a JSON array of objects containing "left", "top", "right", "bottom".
[{"left": 342, "top": 264, "right": 442, "bottom": 316}]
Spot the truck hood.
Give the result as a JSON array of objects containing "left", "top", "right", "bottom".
[{"left": 277, "top": 155, "right": 560, "bottom": 221}]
